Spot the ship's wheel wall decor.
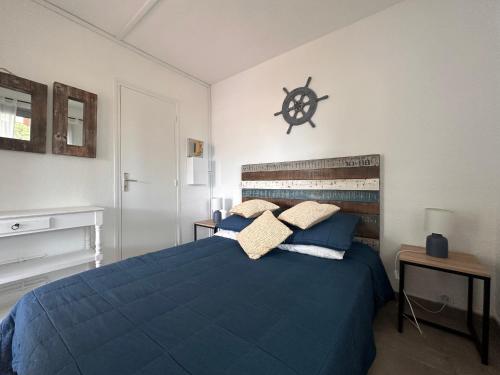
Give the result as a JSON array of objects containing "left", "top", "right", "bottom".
[{"left": 274, "top": 77, "right": 328, "bottom": 134}]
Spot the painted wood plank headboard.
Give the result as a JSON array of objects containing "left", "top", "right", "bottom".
[{"left": 241, "top": 154, "right": 380, "bottom": 250}]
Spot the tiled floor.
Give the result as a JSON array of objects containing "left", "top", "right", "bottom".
[{"left": 370, "top": 301, "right": 500, "bottom": 375}]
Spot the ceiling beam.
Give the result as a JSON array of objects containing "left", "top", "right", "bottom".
[
  {"left": 30, "top": 0, "right": 209, "bottom": 87},
  {"left": 116, "top": 0, "right": 161, "bottom": 41}
]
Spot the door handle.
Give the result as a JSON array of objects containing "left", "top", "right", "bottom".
[{"left": 123, "top": 172, "right": 138, "bottom": 192}]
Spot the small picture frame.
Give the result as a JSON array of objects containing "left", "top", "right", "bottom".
[{"left": 187, "top": 138, "right": 203, "bottom": 157}]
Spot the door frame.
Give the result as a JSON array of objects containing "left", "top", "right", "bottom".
[{"left": 114, "top": 80, "right": 181, "bottom": 260}]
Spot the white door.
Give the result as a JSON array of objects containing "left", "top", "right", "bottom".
[{"left": 120, "top": 85, "right": 178, "bottom": 259}]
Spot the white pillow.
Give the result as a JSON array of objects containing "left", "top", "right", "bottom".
[
  {"left": 214, "top": 229, "right": 239, "bottom": 240},
  {"left": 277, "top": 243, "right": 345, "bottom": 260}
]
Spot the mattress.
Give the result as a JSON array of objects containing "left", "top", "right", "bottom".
[{"left": 0, "top": 236, "right": 393, "bottom": 375}]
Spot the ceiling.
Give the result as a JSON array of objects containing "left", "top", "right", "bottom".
[{"left": 42, "top": 0, "right": 402, "bottom": 84}]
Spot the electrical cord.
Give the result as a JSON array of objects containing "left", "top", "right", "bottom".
[
  {"left": 394, "top": 249, "right": 448, "bottom": 335},
  {"left": 394, "top": 249, "right": 427, "bottom": 280},
  {"left": 407, "top": 295, "right": 447, "bottom": 314},
  {"left": 403, "top": 290, "right": 422, "bottom": 335}
]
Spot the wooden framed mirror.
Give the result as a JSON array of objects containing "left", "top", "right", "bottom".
[
  {"left": 53, "top": 82, "right": 97, "bottom": 158},
  {"left": 0, "top": 71, "right": 47, "bottom": 153}
]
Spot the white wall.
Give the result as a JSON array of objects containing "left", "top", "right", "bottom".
[
  {"left": 0, "top": 0, "right": 210, "bottom": 262},
  {"left": 212, "top": 0, "right": 500, "bottom": 317}
]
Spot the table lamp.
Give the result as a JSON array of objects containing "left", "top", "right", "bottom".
[
  {"left": 211, "top": 197, "right": 223, "bottom": 226},
  {"left": 424, "top": 208, "right": 453, "bottom": 258}
]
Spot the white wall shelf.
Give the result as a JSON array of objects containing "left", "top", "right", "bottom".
[{"left": 0, "top": 206, "right": 104, "bottom": 288}]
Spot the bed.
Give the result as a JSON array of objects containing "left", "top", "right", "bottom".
[{"left": 0, "top": 154, "right": 393, "bottom": 375}]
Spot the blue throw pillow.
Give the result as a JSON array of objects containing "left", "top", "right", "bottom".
[
  {"left": 285, "top": 212, "right": 360, "bottom": 251},
  {"left": 218, "top": 214, "right": 255, "bottom": 232}
]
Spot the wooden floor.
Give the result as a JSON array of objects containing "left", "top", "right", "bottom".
[{"left": 370, "top": 301, "right": 500, "bottom": 375}]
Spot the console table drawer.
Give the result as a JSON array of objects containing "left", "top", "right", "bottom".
[{"left": 0, "top": 217, "right": 51, "bottom": 235}]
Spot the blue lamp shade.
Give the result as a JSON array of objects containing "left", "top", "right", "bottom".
[
  {"left": 424, "top": 208, "right": 453, "bottom": 258},
  {"left": 211, "top": 197, "right": 223, "bottom": 226}
]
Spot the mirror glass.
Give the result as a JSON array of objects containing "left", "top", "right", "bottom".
[
  {"left": 0, "top": 86, "right": 32, "bottom": 141},
  {"left": 67, "top": 99, "right": 84, "bottom": 146}
]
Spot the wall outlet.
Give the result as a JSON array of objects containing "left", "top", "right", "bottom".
[{"left": 439, "top": 294, "right": 451, "bottom": 305}]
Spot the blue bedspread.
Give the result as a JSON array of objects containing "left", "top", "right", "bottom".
[{"left": 1, "top": 237, "right": 393, "bottom": 375}]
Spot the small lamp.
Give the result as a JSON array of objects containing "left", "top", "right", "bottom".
[
  {"left": 424, "top": 208, "right": 453, "bottom": 258},
  {"left": 211, "top": 197, "right": 223, "bottom": 226}
]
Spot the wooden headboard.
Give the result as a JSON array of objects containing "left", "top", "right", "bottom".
[{"left": 241, "top": 154, "right": 380, "bottom": 250}]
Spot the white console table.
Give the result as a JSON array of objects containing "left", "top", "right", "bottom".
[{"left": 0, "top": 206, "right": 104, "bottom": 287}]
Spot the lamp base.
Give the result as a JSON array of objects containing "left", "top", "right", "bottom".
[
  {"left": 426, "top": 233, "right": 448, "bottom": 258},
  {"left": 212, "top": 210, "right": 222, "bottom": 226}
]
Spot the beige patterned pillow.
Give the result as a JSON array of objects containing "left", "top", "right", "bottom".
[
  {"left": 229, "top": 199, "right": 280, "bottom": 219},
  {"left": 278, "top": 201, "right": 340, "bottom": 230},
  {"left": 237, "top": 210, "right": 292, "bottom": 260}
]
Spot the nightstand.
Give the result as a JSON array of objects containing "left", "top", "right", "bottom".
[
  {"left": 397, "top": 244, "right": 491, "bottom": 364},
  {"left": 193, "top": 219, "right": 217, "bottom": 241}
]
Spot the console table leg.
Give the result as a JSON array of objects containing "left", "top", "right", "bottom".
[
  {"left": 467, "top": 277, "right": 473, "bottom": 329},
  {"left": 481, "top": 278, "right": 490, "bottom": 365},
  {"left": 398, "top": 261, "right": 405, "bottom": 333},
  {"left": 95, "top": 225, "right": 103, "bottom": 268}
]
